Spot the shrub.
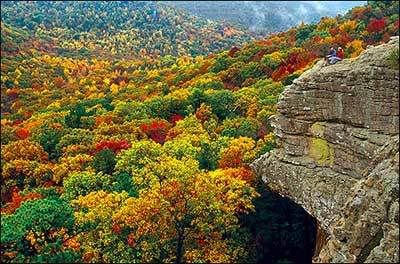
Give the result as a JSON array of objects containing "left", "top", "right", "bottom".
[
  {"left": 388, "top": 48, "right": 399, "bottom": 69},
  {"left": 282, "top": 73, "right": 301, "bottom": 86}
]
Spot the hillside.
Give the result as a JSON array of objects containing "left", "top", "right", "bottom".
[
  {"left": 1, "top": 1, "right": 252, "bottom": 59},
  {"left": 166, "top": 1, "right": 366, "bottom": 35},
  {"left": 252, "top": 36, "right": 399, "bottom": 263},
  {"left": 1, "top": 1, "right": 399, "bottom": 263}
]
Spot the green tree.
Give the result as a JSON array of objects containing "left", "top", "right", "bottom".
[
  {"left": 31, "top": 123, "right": 64, "bottom": 160},
  {"left": 296, "top": 24, "right": 317, "bottom": 45},
  {"left": 1, "top": 197, "right": 80, "bottom": 263},
  {"left": 111, "top": 172, "right": 138, "bottom": 197},
  {"left": 197, "top": 141, "right": 219, "bottom": 170},
  {"left": 55, "top": 128, "right": 93, "bottom": 155},
  {"left": 188, "top": 88, "right": 206, "bottom": 110},
  {"left": 62, "top": 171, "right": 111, "bottom": 200},
  {"left": 64, "top": 103, "right": 91, "bottom": 129},
  {"left": 210, "top": 54, "right": 232, "bottom": 73},
  {"left": 92, "top": 149, "right": 116, "bottom": 175},
  {"left": 239, "top": 62, "right": 264, "bottom": 84},
  {"left": 205, "top": 90, "right": 236, "bottom": 120}
]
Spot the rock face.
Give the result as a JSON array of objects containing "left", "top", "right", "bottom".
[{"left": 251, "top": 37, "right": 399, "bottom": 263}]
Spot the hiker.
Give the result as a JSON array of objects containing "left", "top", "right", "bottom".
[
  {"left": 329, "top": 55, "right": 342, "bottom": 64},
  {"left": 337, "top": 47, "right": 345, "bottom": 60},
  {"left": 329, "top": 47, "right": 344, "bottom": 64},
  {"left": 325, "top": 47, "right": 343, "bottom": 65},
  {"left": 325, "top": 47, "right": 336, "bottom": 61}
]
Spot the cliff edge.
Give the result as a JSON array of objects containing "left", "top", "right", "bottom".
[{"left": 251, "top": 37, "right": 399, "bottom": 263}]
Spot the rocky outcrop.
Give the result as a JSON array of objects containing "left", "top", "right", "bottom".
[{"left": 251, "top": 37, "right": 399, "bottom": 263}]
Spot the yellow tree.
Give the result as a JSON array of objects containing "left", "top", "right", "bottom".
[
  {"left": 346, "top": 39, "right": 365, "bottom": 58},
  {"left": 73, "top": 156, "right": 258, "bottom": 263},
  {"left": 1, "top": 140, "right": 52, "bottom": 194},
  {"left": 72, "top": 191, "right": 132, "bottom": 263},
  {"left": 112, "top": 157, "right": 258, "bottom": 263}
]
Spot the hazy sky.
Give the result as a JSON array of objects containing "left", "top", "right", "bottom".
[{"left": 299, "top": 1, "right": 366, "bottom": 13}]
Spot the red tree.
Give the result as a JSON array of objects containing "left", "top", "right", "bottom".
[
  {"left": 140, "top": 120, "right": 170, "bottom": 144},
  {"left": 228, "top": 46, "right": 240, "bottom": 57},
  {"left": 94, "top": 139, "right": 131, "bottom": 154},
  {"left": 1, "top": 188, "right": 42, "bottom": 215},
  {"left": 169, "top": 114, "right": 184, "bottom": 125},
  {"left": 15, "top": 127, "right": 30, "bottom": 139},
  {"left": 367, "top": 18, "right": 386, "bottom": 33}
]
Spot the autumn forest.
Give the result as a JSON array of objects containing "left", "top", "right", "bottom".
[{"left": 1, "top": 1, "right": 399, "bottom": 263}]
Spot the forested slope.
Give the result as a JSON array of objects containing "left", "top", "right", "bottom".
[
  {"left": 0, "top": 1, "right": 398, "bottom": 263},
  {"left": 166, "top": 1, "right": 366, "bottom": 35},
  {"left": 1, "top": 1, "right": 252, "bottom": 59}
]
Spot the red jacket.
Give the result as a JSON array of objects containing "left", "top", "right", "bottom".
[{"left": 337, "top": 49, "right": 345, "bottom": 59}]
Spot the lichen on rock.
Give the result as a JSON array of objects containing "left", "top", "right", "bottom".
[{"left": 309, "top": 137, "right": 334, "bottom": 166}]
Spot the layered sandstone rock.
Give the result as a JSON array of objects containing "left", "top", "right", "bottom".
[{"left": 251, "top": 36, "right": 399, "bottom": 263}]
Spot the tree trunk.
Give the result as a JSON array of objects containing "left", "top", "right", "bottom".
[{"left": 175, "top": 230, "right": 184, "bottom": 264}]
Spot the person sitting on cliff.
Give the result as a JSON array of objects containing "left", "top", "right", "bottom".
[
  {"left": 337, "top": 47, "right": 345, "bottom": 60},
  {"left": 325, "top": 47, "right": 336, "bottom": 61},
  {"left": 326, "top": 47, "right": 345, "bottom": 65},
  {"left": 329, "top": 48, "right": 344, "bottom": 64},
  {"left": 325, "top": 47, "right": 337, "bottom": 65}
]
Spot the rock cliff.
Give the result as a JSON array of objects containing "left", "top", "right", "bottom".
[{"left": 251, "top": 37, "right": 399, "bottom": 263}]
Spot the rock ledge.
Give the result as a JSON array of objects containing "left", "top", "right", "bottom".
[{"left": 251, "top": 37, "right": 399, "bottom": 263}]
